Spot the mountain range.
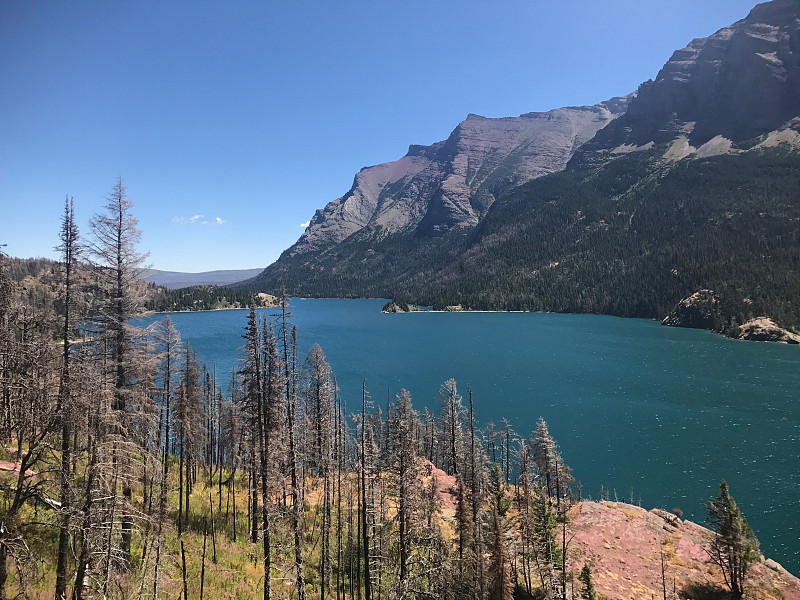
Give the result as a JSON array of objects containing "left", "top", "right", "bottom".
[
  {"left": 143, "top": 268, "right": 263, "bottom": 289},
  {"left": 241, "top": 0, "right": 800, "bottom": 335}
]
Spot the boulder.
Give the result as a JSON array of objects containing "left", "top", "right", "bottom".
[{"left": 738, "top": 317, "right": 800, "bottom": 344}]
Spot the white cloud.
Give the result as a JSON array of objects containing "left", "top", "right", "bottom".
[
  {"left": 174, "top": 214, "right": 224, "bottom": 226},
  {"left": 300, "top": 220, "right": 310, "bottom": 228}
]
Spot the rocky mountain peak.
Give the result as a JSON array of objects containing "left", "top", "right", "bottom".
[
  {"left": 288, "top": 97, "right": 630, "bottom": 256},
  {"left": 576, "top": 0, "right": 800, "bottom": 161}
]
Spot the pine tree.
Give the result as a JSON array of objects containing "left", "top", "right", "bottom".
[
  {"left": 468, "top": 388, "right": 486, "bottom": 600},
  {"left": 705, "top": 481, "right": 759, "bottom": 597},
  {"left": 305, "top": 343, "right": 334, "bottom": 598},
  {"left": 578, "top": 564, "right": 597, "bottom": 600},
  {"left": 261, "top": 319, "right": 284, "bottom": 600},
  {"left": 438, "top": 379, "right": 464, "bottom": 477},
  {"left": 360, "top": 379, "right": 373, "bottom": 600},
  {"left": 489, "top": 464, "right": 513, "bottom": 600},
  {"left": 55, "top": 196, "right": 81, "bottom": 600},
  {"left": 387, "top": 389, "right": 419, "bottom": 600},
  {"left": 532, "top": 418, "right": 573, "bottom": 506},
  {"left": 152, "top": 317, "right": 182, "bottom": 600},
  {"left": 87, "top": 177, "right": 149, "bottom": 566},
  {"left": 280, "top": 298, "right": 306, "bottom": 599}
]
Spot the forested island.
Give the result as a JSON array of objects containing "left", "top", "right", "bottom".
[
  {"left": 1, "top": 183, "right": 798, "bottom": 600},
  {"left": 146, "top": 287, "right": 278, "bottom": 313}
]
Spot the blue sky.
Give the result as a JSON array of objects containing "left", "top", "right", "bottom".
[{"left": 1, "top": 1, "right": 758, "bottom": 272}]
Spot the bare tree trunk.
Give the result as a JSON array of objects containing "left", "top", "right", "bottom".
[
  {"left": 469, "top": 388, "right": 484, "bottom": 600},
  {"left": 251, "top": 444, "right": 258, "bottom": 544},
  {"left": 281, "top": 305, "right": 306, "bottom": 600},
  {"left": 0, "top": 544, "right": 8, "bottom": 600},
  {"left": 178, "top": 423, "right": 184, "bottom": 536},
  {"left": 232, "top": 456, "right": 238, "bottom": 543},
  {"left": 56, "top": 196, "right": 79, "bottom": 600},
  {"left": 257, "top": 374, "right": 271, "bottom": 600},
  {"left": 336, "top": 392, "right": 343, "bottom": 600},
  {"left": 72, "top": 427, "right": 98, "bottom": 600},
  {"left": 181, "top": 541, "right": 188, "bottom": 600},
  {"left": 54, "top": 388, "right": 72, "bottom": 600},
  {"left": 200, "top": 531, "right": 207, "bottom": 600},
  {"left": 361, "top": 379, "right": 372, "bottom": 600}
]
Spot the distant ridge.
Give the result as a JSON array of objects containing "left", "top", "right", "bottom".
[{"left": 142, "top": 268, "right": 263, "bottom": 289}]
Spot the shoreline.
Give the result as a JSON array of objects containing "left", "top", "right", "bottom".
[
  {"left": 155, "top": 299, "right": 797, "bottom": 345},
  {"left": 155, "top": 304, "right": 280, "bottom": 315},
  {"left": 382, "top": 305, "right": 800, "bottom": 344}
]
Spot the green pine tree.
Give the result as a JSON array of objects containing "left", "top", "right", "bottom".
[
  {"left": 705, "top": 481, "right": 760, "bottom": 597},
  {"left": 578, "top": 564, "right": 597, "bottom": 600}
]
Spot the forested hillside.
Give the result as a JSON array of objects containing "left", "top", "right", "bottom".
[
  {"left": 242, "top": 145, "right": 800, "bottom": 334},
  {"left": 145, "top": 285, "right": 276, "bottom": 313},
  {"left": 412, "top": 145, "right": 800, "bottom": 327},
  {"left": 4, "top": 255, "right": 263, "bottom": 314}
]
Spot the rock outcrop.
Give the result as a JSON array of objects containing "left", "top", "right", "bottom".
[
  {"left": 289, "top": 98, "right": 630, "bottom": 256},
  {"left": 662, "top": 290, "right": 723, "bottom": 331},
  {"left": 415, "top": 463, "right": 800, "bottom": 600},
  {"left": 570, "top": 501, "right": 800, "bottom": 600},
  {"left": 381, "top": 300, "right": 409, "bottom": 313},
  {"left": 663, "top": 294, "right": 800, "bottom": 343},
  {"left": 738, "top": 316, "right": 800, "bottom": 343}
]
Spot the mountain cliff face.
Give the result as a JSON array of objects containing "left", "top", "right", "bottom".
[
  {"left": 290, "top": 98, "right": 629, "bottom": 256},
  {"left": 577, "top": 0, "right": 800, "bottom": 163}
]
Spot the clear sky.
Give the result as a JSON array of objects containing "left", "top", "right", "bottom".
[{"left": 1, "top": 0, "right": 759, "bottom": 272}]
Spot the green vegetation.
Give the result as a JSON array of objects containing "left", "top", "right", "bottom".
[
  {"left": 578, "top": 564, "right": 597, "bottom": 600},
  {"left": 3, "top": 257, "right": 269, "bottom": 314},
  {"left": 706, "top": 481, "right": 760, "bottom": 597},
  {"left": 146, "top": 284, "right": 276, "bottom": 312}
]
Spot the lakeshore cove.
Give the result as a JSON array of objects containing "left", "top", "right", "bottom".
[{"left": 139, "top": 298, "right": 800, "bottom": 573}]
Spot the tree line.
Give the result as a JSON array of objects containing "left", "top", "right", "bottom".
[
  {"left": 4, "top": 256, "right": 259, "bottom": 315},
  {"left": 145, "top": 284, "right": 272, "bottom": 313},
  {"left": 0, "top": 178, "right": 759, "bottom": 599}
]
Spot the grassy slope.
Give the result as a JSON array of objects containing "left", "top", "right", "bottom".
[{"left": 8, "top": 451, "right": 800, "bottom": 600}]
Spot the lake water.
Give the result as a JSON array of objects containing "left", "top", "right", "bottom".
[{"left": 141, "top": 299, "right": 800, "bottom": 574}]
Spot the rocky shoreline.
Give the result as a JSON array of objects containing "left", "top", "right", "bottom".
[{"left": 662, "top": 289, "right": 800, "bottom": 344}]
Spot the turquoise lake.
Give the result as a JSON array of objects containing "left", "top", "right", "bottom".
[{"left": 142, "top": 298, "right": 800, "bottom": 574}]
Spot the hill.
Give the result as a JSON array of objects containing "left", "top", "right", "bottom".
[{"left": 142, "top": 268, "right": 264, "bottom": 289}]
